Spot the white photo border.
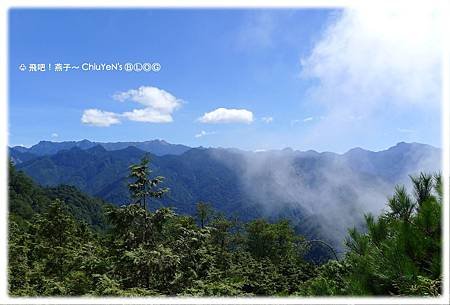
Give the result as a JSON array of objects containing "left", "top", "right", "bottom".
[{"left": 0, "top": 0, "right": 448, "bottom": 304}]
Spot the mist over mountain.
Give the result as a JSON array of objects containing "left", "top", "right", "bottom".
[{"left": 10, "top": 140, "right": 441, "bottom": 250}]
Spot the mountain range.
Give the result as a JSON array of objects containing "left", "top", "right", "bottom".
[
  {"left": 9, "top": 140, "right": 441, "bottom": 249},
  {"left": 10, "top": 139, "right": 190, "bottom": 160}
]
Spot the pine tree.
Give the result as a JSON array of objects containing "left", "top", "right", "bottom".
[{"left": 128, "top": 156, "right": 168, "bottom": 209}]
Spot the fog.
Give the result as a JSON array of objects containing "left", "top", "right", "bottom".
[{"left": 209, "top": 143, "right": 441, "bottom": 252}]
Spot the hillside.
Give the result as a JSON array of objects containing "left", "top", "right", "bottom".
[{"left": 9, "top": 161, "right": 111, "bottom": 231}]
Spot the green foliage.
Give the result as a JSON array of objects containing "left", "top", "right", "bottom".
[
  {"left": 128, "top": 155, "right": 168, "bottom": 209},
  {"left": 8, "top": 160, "right": 442, "bottom": 297},
  {"left": 296, "top": 260, "right": 351, "bottom": 296},
  {"left": 339, "top": 173, "right": 442, "bottom": 296},
  {"left": 245, "top": 219, "right": 300, "bottom": 262},
  {"left": 9, "top": 162, "right": 49, "bottom": 221},
  {"left": 9, "top": 198, "right": 108, "bottom": 296},
  {"left": 195, "top": 201, "right": 213, "bottom": 228},
  {"left": 8, "top": 163, "right": 110, "bottom": 296},
  {"left": 45, "top": 185, "right": 110, "bottom": 231}
]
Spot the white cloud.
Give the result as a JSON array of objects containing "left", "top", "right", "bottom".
[
  {"left": 81, "top": 109, "right": 121, "bottom": 127},
  {"left": 301, "top": 5, "right": 442, "bottom": 110},
  {"left": 303, "top": 117, "right": 313, "bottom": 122},
  {"left": 198, "top": 108, "right": 254, "bottom": 124},
  {"left": 113, "top": 86, "right": 181, "bottom": 114},
  {"left": 195, "top": 130, "right": 216, "bottom": 138},
  {"left": 51, "top": 133, "right": 59, "bottom": 138},
  {"left": 113, "top": 86, "right": 181, "bottom": 123},
  {"left": 122, "top": 108, "right": 173, "bottom": 123},
  {"left": 261, "top": 116, "right": 274, "bottom": 123},
  {"left": 82, "top": 86, "right": 182, "bottom": 127},
  {"left": 298, "top": 4, "right": 443, "bottom": 150}
]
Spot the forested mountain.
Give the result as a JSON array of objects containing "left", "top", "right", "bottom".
[
  {"left": 11, "top": 141, "right": 440, "bottom": 250},
  {"left": 8, "top": 160, "right": 442, "bottom": 296},
  {"left": 9, "top": 162, "right": 111, "bottom": 231}
]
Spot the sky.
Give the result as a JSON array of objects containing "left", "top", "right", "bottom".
[{"left": 8, "top": 6, "right": 443, "bottom": 153}]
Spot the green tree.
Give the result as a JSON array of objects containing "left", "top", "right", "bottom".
[
  {"left": 128, "top": 156, "right": 168, "bottom": 209},
  {"left": 8, "top": 219, "right": 32, "bottom": 295},
  {"left": 342, "top": 173, "right": 442, "bottom": 296},
  {"left": 196, "top": 201, "right": 213, "bottom": 228},
  {"left": 245, "top": 219, "right": 300, "bottom": 262}
]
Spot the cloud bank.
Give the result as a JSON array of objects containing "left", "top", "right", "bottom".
[
  {"left": 299, "top": 4, "right": 443, "bottom": 150},
  {"left": 302, "top": 5, "right": 442, "bottom": 107}
]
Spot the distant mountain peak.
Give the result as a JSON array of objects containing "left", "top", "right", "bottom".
[
  {"left": 79, "top": 139, "right": 93, "bottom": 144},
  {"left": 345, "top": 147, "right": 369, "bottom": 155},
  {"left": 394, "top": 141, "right": 423, "bottom": 148},
  {"left": 387, "top": 142, "right": 435, "bottom": 153},
  {"left": 155, "top": 139, "right": 169, "bottom": 144}
]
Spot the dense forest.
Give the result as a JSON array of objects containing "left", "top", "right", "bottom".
[{"left": 8, "top": 156, "right": 442, "bottom": 296}]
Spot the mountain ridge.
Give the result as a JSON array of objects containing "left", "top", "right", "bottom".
[
  {"left": 10, "top": 139, "right": 191, "bottom": 158},
  {"left": 10, "top": 139, "right": 440, "bottom": 159}
]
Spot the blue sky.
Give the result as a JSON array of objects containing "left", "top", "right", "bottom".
[{"left": 9, "top": 7, "right": 442, "bottom": 152}]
